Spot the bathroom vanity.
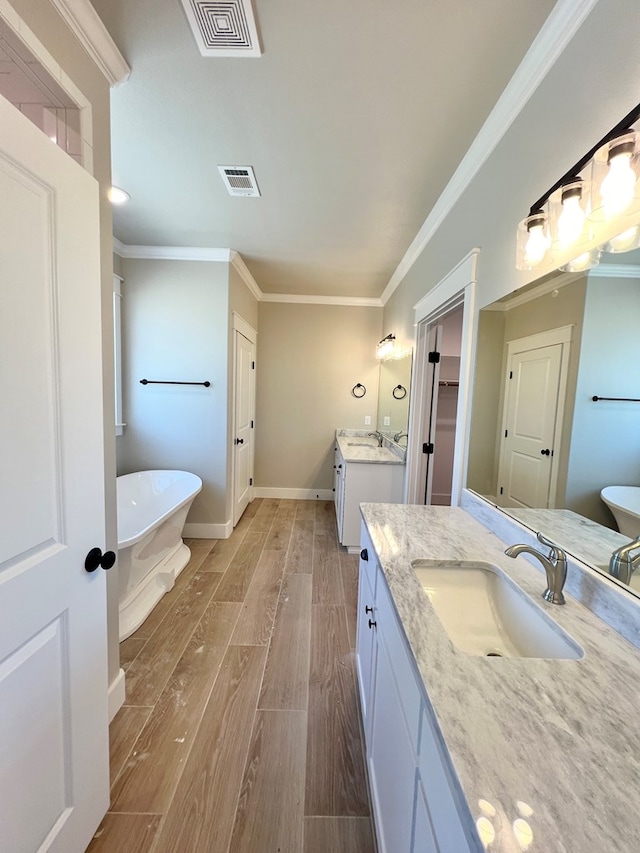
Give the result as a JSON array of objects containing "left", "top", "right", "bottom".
[
  {"left": 333, "top": 431, "right": 404, "bottom": 550},
  {"left": 357, "top": 501, "right": 640, "bottom": 853}
]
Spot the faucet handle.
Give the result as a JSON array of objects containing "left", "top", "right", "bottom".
[{"left": 536, "top": 531, "right": 566, "bottom": 560}]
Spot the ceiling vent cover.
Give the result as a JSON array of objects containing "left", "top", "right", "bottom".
[
  {"left": 218, "top": 165, "right": 261, "bottom": 197},
  {"left": 180, "top": 0, "right": 262, "bottom": 57}
]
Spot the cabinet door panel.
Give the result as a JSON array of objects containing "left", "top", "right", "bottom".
[
  {"left": 412, "top": 774, "right": 439, "bottom": 853},
  {"left": 369, "top": 637, "right": 415, "bottom": 853}
]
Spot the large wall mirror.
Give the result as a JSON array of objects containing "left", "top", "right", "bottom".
[
  {"left": 377, "top": 350, "right": 413, "bottom": 442},
  {"left": 467, "top": 248, "right": 640, "bottom": 596}
]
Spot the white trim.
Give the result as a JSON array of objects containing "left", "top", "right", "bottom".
[
  {"left": 113, "top": 242, "right": 233, "bottom": 262},
  {"left": 49, "top": 0, "right": 130, "bottom": 85},
  {"left": 413, "top": 249, "right": 480, "bottom": 323},
  {"left": 232, "top": 311, "right": 258, "bottom": 343},
  {"left": 230, "top": 251, "right": 262, "bottom": 300},
  {"left": 406, "top": 251, "right": 478, "bottom": 506},
  {"left": 254, "top": 487, "right": 334, "bottom": 501},
  {"left": 108, "top": 667, "right": 125, "bottom": 722},
  {"left": 183, "top": 521, "right": 233, "bottom": 539},
  {"left": 504, "top": 324, "right": 574, "bottom": 351},
  {"left": 260, "top": 292, "right": 382, "bottom": 307},
  {"left": 485, "top": 270, "right": 580, "bottom": 312},
  {"left": 381, "top": 0, "right": 600, "bottom": 305},
  {"left": 589, "top": 263, "right": 640, "bottom": 279}
]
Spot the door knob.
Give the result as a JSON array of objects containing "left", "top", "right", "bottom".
[
  {"left": 235, "top": 437, "right": 244, "bottom": 445},
  {"left": 540, "top": 448, "right": 551, "bottom": 456},
  {"left": 85, "top": 547, "right": 116, "bottom": 573}
]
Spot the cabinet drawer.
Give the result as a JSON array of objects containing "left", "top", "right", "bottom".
[
  {"left": 418, "top": 705, "right": 472, "bottom": 852},
  {"left": 376, "top": 569, "right": 421, "bottom": 751}
]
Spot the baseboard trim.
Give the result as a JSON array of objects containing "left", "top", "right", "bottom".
[
  {"left": 254, "top": 487, "right": 334, "bottom": 501},
  {"left": 108, "top": 668, "right": 125, "bottom": 723},
  {"left": 183, "top": 521, "right": 233, "bottom": 539}
]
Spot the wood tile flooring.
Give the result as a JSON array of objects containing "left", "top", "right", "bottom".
[{"left": 88, "top": 499, "right": 375, "bottom": 853}]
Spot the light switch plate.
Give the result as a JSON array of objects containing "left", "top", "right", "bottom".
[
  {"left": 364, "top": 415, "right": 371, "bottom": 425},
  {"left": 383, "top": 416, "right": 390, "bottom": 426}
]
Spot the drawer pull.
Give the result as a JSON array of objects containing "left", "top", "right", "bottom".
[
  {"left": 365, "top": 605, "right": 373, "bottom": 614},
  {"left": 368, "top": 619, "right": 377, "bottom": 629},
  {"left": 360, "top": 548, "right": 368, "bottom": 561}
]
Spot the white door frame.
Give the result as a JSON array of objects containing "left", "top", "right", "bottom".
[
  {"left": 406, "top": 249, "right": 479, "bottom": 505},
  {"left": 497, "top": 325, "right": 573, "bottom": 508},
  {"left": 231, "top": 312, "right": 257, "bottom": 524}
]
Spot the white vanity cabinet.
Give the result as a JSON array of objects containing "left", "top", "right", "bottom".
[
  {"left": 334, "top": 443, "right": 403, "bottom": 550},
  {"left": 356, "top": 523, "right": 476, "bottom": 853}
]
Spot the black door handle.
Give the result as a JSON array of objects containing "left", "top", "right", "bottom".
[
  {"left": 360, "top": 548, "right": 368, "bottom": 561},
  {"left": 235, "top": 437, "right": 244, "bottom": 445},
  {"left": 85, "top": 547, "right": 116, "bottom": 573},
  {"left": 368, "top": 619, "right": 377, "bottom": 629},
  {"left": 540, "top": 448, "right": 551, "bottom": 456},
  {"left": 365, "top": 605, "right": 373, "bottom": 614}
]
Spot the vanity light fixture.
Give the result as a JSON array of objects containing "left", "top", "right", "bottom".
[
  {"left": 516, "top": 102, "right": 640, "bottom": 271},
  {"left": 108, "top": 186, "right": 131, "bottom": 205},
  {"left": 376, "top": 333, "right": 396, "bottom": 360}
]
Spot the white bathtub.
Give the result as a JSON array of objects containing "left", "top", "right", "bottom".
[
  {"left": 601, "top": 486, "right": 640, "bottom": 538},
  {"left": 117, "top": 470, "right": 202, "bottom": 641}
]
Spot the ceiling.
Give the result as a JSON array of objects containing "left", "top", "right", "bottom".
[{"left": 91, "top": 0, "right": 558, "bottom": 298}]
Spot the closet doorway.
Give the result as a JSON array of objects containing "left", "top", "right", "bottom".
[{"left": 405, "top": 249, "right": 478, "bottom": 507}]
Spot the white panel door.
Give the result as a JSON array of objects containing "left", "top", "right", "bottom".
[
  {"left": 233, "top": 329, "right": 255, "bottom": 525},
  {"left": 0, "top": 96, "right": 109, "bottom": 851},
  {"left": 498, "top": 344, "right": 563, "bottom": 508}
]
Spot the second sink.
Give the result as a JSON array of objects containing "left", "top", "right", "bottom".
[{"left": 412, "top": 560, "right": 583, "bottom": 660}]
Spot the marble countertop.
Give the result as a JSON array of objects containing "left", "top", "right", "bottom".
[
  {"left": 335, "top": 432, "right": 404, "bottom": 465},
  {"left": 360, "top": 503, "right": 640, "bottom": 853}
]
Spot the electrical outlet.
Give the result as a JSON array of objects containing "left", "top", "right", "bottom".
[
  {"left": 364, "top": 415, "right": 371, "bottom": 426},
  {"left": 383, "top": 416, "right": 391, "bottom": 426}
]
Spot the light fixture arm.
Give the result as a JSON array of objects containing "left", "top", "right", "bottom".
[{"left": 528, "top": 101, "right": 640, "bottom": 217}]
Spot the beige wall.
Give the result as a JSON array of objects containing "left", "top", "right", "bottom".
[
  {"left": 255, "top": 303, "right": 382, "bottom": 490},
  {"left": 117, "top": 258, "right": 231, "bottom": 524},
  {"left": 14, "top": 1, "right": 119, "bottom": 682}
]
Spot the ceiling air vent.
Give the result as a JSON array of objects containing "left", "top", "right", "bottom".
[
  {"left": 218, "top": 165, "right": 261, "bottom": 197},
  {"left": 180, "top": 0, "right": 262, "bottom": 57}
]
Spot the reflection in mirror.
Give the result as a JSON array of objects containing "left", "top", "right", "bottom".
[
  {"left": 377, "top": 351, "right": 412, "bottom": 443},
  {"left": 467, "top": 249, "right": 640, "bottom": 595}
]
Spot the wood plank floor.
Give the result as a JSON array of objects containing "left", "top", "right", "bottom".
[{"left": 87, "top": 499, "right": 375, "bottom": 853}]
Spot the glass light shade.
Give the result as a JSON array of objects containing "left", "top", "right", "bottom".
[
  {"left": 589, "top": 131, "right": 640, "bottom": 222},
  {"left": 516, "top": 211, "right": 550, "bottom": 270},
  {"left": 550, "top": 180, "right": 591, "bottom": 249},
  {"left": 376, "top": 334, "right": 396, "bottom": 360},
  {"left": 601, "top": 224, "right": 640, "bottom": 254},
  {"left": 559, "top": 247, "right": 601, "bottom": 273}
]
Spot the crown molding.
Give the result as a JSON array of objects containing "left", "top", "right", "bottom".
[
  {"left": 260, "top": 292, "right": 382, "bottom": 307},
  {"left": 588, "top": 263, "right": 640, "bottom": 279},
  {"left": 484, "top": 270, "right": 580, "bottom": 312},
  {"left": 230, "top": 251, "right": 262, "bottom": 301},
  {"left": 380, "top": 0, "right": 600, "bottom": 307},
  {"left": 113, "top": 241, "right": 232, "bottom": 262},
  {"left": 50, "top": 0, "right": 130, "bottom": 86}
]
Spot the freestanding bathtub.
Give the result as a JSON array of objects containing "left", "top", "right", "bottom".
[
  {"left": 117, "top": 470, "right": 202, "bottom": 641},
  {"left": 601, "top": 486, "right": 640, "bottom": 538}
]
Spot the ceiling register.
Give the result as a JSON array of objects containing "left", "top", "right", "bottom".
[{"left": 179, "top": 0, "right": 262, "bottom": 57}]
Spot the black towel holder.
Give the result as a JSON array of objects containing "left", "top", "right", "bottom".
[
  {"left": 392, "top": 384, "right": 407, "bottom": 399},
  {"left": 352, "top": 383, "right": 366, "bottom": 398},
  {"left": 140, "top": 379, "right": 211, "bottom": 387}
]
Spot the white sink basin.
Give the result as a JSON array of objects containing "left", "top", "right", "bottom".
[
  {"left": 347, "top": 441, "right": 377, "bottom": 447},
  {"left": 412, "top": 560, "right": 583, "bottom": 660}
]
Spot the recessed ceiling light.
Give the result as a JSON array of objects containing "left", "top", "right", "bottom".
[{"left": 108, "top": 186, "right": 131, "bottom": 205}]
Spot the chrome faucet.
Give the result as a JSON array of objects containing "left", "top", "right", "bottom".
[
  {"left": 367, "top": 431, "right": 384, "bottom": 447},
  {"left": 505, "top": 532, "right": 567, "bottom": 605},
  {"left": 609, "top": 536, "right": 640, "bottom": 585},
  {"left": 393, "top": 431, "right": 408, "bottom": 444}
]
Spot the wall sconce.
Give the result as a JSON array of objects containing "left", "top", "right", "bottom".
[
  {"left": 516, "top": 103, "right": 640, "bottom": 271},
  {"left": 376, "top": 333, "right": 396, "bottom": 360}
]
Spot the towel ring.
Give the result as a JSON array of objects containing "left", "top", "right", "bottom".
[
  {"left": 392, "top": 384, "right": 407, "bottom": 400},
  {"left": 352, "top": 383, "right": 366, "bottom": 398}
]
